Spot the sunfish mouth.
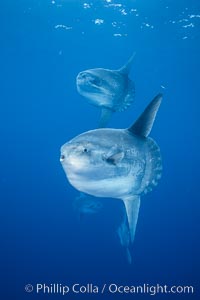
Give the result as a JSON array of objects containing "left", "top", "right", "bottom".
[
  {"left": 60, "top": 154, "right": 65, "bottom": 162},
  {"left": 77, "top": 72, "right": 100, "bottom": 87}
]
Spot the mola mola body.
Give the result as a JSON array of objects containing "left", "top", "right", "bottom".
[
  {"left": 60, "top": 94, "right": 162, "bottom": 262},
  {"left": 76, "top": 53, "right": 135, "bottom": 127}
]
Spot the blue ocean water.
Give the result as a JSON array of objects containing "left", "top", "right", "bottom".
[{"left": 1, "top": 0, "right": 200, "bottom": 299}]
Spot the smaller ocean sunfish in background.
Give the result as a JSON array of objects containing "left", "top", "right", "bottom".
[
  {"left": 76, "top": 53, "right": 135, "bottom": 127},
  {"left": 60, "top": 93, "right": 162, "bottom": 263},
  {"left": 73, "top": 193, "right": 102, "bottom": 219}
]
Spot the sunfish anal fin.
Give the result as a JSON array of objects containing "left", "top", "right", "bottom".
[
  {"left": 126, "top": 248, "right": 132, "bottom": 264},
  {"left": 117, "top": 209, "right": 132, "bottom": 264},
  {"left": 98, "top": 107, "right": 113, "bottom": 128},
  {"left": 122, "top": 195, "right": 140, "bottom": 243}
]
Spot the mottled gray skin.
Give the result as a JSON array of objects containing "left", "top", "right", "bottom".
[
  {"left": 76, "top": 54, "right": 135, "bottom": 127},
  {"left": 60, "top": 129, "right": 160, "bottom": 199},
  {"left": 60, "top": 94, "right": 162, "bottom": 263}
]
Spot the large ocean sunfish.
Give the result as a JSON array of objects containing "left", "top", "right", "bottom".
[
  {"left": 76, "top": 53, "right": 135, "bottom": 127},
  {"left": 60, "top": 94, "right": 162, "bottom": 263}
]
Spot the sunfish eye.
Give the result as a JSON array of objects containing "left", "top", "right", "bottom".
[
  {"left": 83, "top": 148, "right": 88, "bottom": 153},
  {"left": 91, "top": 78, "right": 101, "bottom": 86},
  {"left": 79, "top": 72, "right": 87, "bottom": 79}
]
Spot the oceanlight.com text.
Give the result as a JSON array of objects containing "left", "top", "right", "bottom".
[{"left": 25, "top": 283, "right": 194, "bottom": 296}]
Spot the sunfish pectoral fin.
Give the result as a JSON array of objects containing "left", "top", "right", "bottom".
[
  {"left": 118, "top": 52, "right": 136, "bottom": 75},
  {"left": 106, "top": 152, "right": 124, "bottom": 165},
  {"left": 128, "top": 93, "right": 162, "bottom": 137},
  {"left": 98, "top": 107, "right": 113, "bottom": 128},
  {"left": 122, "top": 195, "right": 140, "bottom": 243}
]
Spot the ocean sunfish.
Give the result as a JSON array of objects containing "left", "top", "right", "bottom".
[
  {"left": 60, "top": 94, "right": 162, "bottom": 262},
  {"left": 76, "top": 53, "right": 135, "bottom": 127},
  {"left": 73, "top": 193, "right": 102, "bottom": 219}
]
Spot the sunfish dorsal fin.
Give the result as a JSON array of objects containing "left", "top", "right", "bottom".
[
  {"left": 118, "top": 52, "right": 136, "bottom": 75},
  {"left": 122, "top": 196, "right": 140, "bottom": 243},
  {"left": 128, "top": 93, "right": 162, "bottom": 137}
]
